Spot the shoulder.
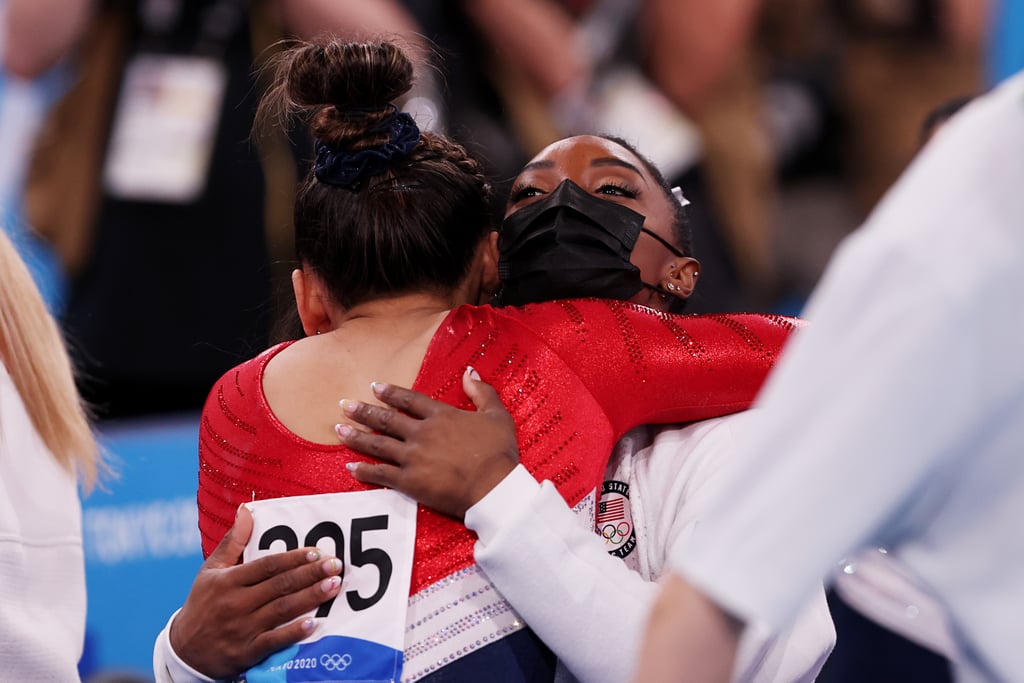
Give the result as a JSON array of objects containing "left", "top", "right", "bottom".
[
  {"left": 640, "top": 414, "right": 749, "bottom": 477},
  {"left": 202, "top": 341, "right": 295, "bottom": 413},
  {"left": 628, "top": 413, "right": 768, "bottom": 518}
]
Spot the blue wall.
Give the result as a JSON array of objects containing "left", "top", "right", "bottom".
[{"left": 80, "top": 413, "right": 205, "bottom": 681}]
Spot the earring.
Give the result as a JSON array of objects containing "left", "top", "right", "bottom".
[
  {"left": 665, "top": 282, "right": 681, "bottom": 293},
  {"left": 693, "top": 271, "right": 700, "bottom": 278}
]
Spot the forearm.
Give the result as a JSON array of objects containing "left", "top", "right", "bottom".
[
  {"left": 461, "top": 0, "right": 587, "bottom": 99},
  {"left": 3, "top": 0, "right": 95, "bottom": 78},
  {"left": 641, "top": 0, "right": 762, "bottom": 113},
  {"left": 275, "top": 0, "right": 429, "bottom": 64},
  {"left": 466, "top": 466, "right": 658, "bottom": 683},
  {"left": 632, "top": 573, "right": 741, "bottom": 683}
]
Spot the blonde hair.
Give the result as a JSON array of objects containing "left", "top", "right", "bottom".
[{"left": 0, "top": 230, "right": 102, "bottom": 491}]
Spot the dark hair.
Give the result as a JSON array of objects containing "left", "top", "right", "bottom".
[
  {"left": 259, "top": 39, "right": 493, "bottom": 310},
  {"left": 599, "top": 135, "right": 693, "bottom": 258}
]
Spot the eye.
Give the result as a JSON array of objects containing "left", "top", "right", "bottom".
[
  {"left": 596, "top": 182, "right": 639, "bottom": 198},
  {"left": 510, "top": 184, "right": 544, "bottom": 202}
]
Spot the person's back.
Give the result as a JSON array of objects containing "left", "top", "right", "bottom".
[
  {"left": 0, "top": 228, "right": 100, "bottom": 680},
  {"left": 0, "top": 365, "right": 84, "bottom": 680},
  {"left": 634, "top": 69, "right": 1024, "bottom": 683}
]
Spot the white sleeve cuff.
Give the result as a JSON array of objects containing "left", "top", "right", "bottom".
[{"left": 153, "top": 609, "right": 218, "bottom": 683}]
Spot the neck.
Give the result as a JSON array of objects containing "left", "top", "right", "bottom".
[{"left": 334, "top": 292, "right": 463, "bottom": 329}]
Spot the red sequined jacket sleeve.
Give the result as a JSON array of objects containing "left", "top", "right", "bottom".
[{"left": 198, "top": 299, "right": 799, "bottom": 595}]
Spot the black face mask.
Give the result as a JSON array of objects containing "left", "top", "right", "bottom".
[{"left": 499, "top": 180, "right": 667, "bottom": 306}]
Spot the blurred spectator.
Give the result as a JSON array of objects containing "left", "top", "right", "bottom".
[
  {"left": 0, "top": 0, "right": 89, "bottom": 311},
  {"left": 833, "top": 0, "right": 989, "bottom": 214},
  {"left": 21, "top": 0, "right": 432, "bottom": 419}
]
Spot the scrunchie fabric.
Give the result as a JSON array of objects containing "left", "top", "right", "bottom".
[{"left": 314, "top": 110, "right": 422, "bottom": 189}]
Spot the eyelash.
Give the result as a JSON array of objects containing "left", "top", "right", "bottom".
[
  {"left": 510, "top": 182, "right": 640, "bottom": 202},
  {"left": 597, "top": 182, "right": 639, "bottom": 198},
  {"left": 510, "top": 184, "right": 542, "bottom": 202}
]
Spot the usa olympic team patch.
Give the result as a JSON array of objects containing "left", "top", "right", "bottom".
[{"left": 598, "top": 480, "right": 635, "bottom": 559}]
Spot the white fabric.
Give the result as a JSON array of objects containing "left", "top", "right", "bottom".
[
  {"left": 0, "top": 363, "right": 86, "bottom": 681},
  {"left": 674, "top": 71, "right": 1024, "bottom": 683},
  {"left": 154, "top": 610, "right": 216, "bottom": 683},
  {"left": 466, "top": 417, "right": 835, "bottom": 683},
  {"left": 833, "top": 547, "right": 956, "bottom": 657}
]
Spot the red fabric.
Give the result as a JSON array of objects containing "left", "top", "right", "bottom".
[{"left": 198, "top": 299, "right": 800, "bottom": 594}]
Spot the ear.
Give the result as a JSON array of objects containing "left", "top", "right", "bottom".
[
  {"left": 663, "top": 257, "right": 701, "bottom": 302},
  {"left": 292, "top": 268, "right": 332, "bottom": 337}
]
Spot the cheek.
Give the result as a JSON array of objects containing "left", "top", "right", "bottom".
[{"left": 629, "top": 241, "right": 662, "bottom": 282}]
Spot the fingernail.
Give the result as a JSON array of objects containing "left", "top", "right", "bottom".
[
  {"left": 306, "top": 549, "right": 321, "bottom": 562},
  {"left": 301, "top": 618, "right": 316, "bottom": 633},
  {"left": 467, "top": 366, "right": 481, "bottom": 382},
  {"left": 339, "top": 399, "right": 358, "bottom": 416},
  {"left": 320, "top": 576, "right": 341, "bottom": 593},
  {"left": 371, "top": 381, "right": 385, "bottom": 396},
  {"left": 345, "top": 462, "right": 358, "bottom": 472},
  {"left": 236, "top": 503, "right": 245, "bottom": 518},
  {"left": 336, "top": 423, "right": 353, "bottom": 438},
  {"left": 323, "top": 557, "right": 341, "bottom": 574}
]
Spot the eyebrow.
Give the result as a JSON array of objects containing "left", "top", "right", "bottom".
[{"left": 592, "top": 157, "right": 650, "bottom": 186}]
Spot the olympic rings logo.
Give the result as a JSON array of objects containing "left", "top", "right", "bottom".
[
  {"left": 601, "top": 521, "right": 632, "bottom": 542},
  {"left": 320, "top": 653, "right": 353, "bottom": 671}
]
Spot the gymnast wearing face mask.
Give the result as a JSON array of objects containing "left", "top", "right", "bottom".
[{"left": 153, "top": 51, "right": 830, "bottom": 682}]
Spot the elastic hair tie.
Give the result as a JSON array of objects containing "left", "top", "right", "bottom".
[{"left": 314, "top": 106, "right": 421, "bottom": 189}]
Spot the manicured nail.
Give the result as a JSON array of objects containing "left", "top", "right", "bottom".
[
  {"left": 320, "top": 576, "right": 341, "bottom": 593},
  {"left": 339, "top": 399, "right": 358, "bottom": 416},
  {"left": 301, "top": 618, "right": 316, "bottom": 633},
  {"left": 371, "top": 381, "right": 385, "bottom": 397},
  {"left": 306, "top": 549, "right": 321, "bottom": 562},
  {"left": 336, "top": 423, "right": 353, "bottom": 439},
  {"left": 466, "top": 366, "right": 481, "bottom": 382},
  {"left": 345, "top": 462, "right": 358, "bottom": 473},
  {"left": 323, "top": 558, "right": 342, "bottom": 575},
  {"left": 236, "top": 503, "right": 245, "bottom": 518}
]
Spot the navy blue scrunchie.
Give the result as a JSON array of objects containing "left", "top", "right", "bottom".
[{"left": 314, "top": 110, "right": 422, "bottom": 189}]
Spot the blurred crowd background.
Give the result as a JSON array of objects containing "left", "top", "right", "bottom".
[
  {"left": 1, "top": 0, "right": 1019, "bottom": 422},
  {"left": 0, "top": 0, "right": 1020, "bottom": 680}
]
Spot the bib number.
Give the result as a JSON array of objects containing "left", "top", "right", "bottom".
[
  {"left": 258, "top": 515, "right": 394, "bottom": 617},
  {"left": 240, "top": 490, "right": 416, "bottom": 682}
]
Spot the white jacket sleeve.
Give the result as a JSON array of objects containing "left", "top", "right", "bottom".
[
  {"left": 153, "top": 609, "right": 217, "bottom": 683},
  {"left": 466, "top": 465, "right": 655, "bottom": 683}
]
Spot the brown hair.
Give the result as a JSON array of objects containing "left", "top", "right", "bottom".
[
  {"left": 258, "top": 39, "right": 494, "bottom": 310},
  {"left": 0, "top": 231, "right": 102, "bottom": 491}
]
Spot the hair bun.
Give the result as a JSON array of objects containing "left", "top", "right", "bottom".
[{"left": 273, "top": 40, "right": 415, "bottom": 149}]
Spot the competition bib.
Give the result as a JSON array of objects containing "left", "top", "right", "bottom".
[
  {"left": 238, "top": 490, "right": 417, "bottom": 683},
  {"left": 103, "top": 54, "right": 226, "bottom": 203}
]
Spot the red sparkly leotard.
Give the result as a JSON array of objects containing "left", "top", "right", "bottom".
[{"left": 198, "top": 299, "right": 799, "bottom": 595}]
